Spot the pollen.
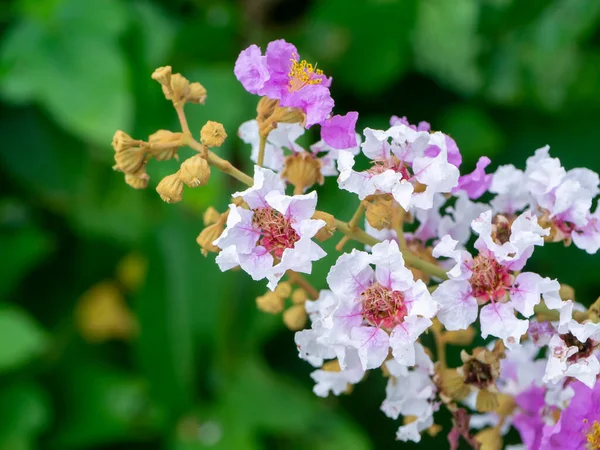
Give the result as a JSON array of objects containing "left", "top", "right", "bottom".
[
  {"left": 361, "top": 282, "right": 408, "bottom": 329},
  {"left": 586, "top": 420, "right": 600, "bottom": 449},
  {"left": 288, "top": 56, "right": 324, "bottom": 92},
  {"left": 469, "top": 254, "right": 512, "bottom": 303},
  {"left": 253, "top": 207, "right": 300, "bottom": 259}
]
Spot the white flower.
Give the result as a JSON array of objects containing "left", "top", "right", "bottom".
[
  {"left": 489, "top": 164, "right": 531, "bottom": 214},
  {"left": 309, "top": 133, "right": 361, "bottom": 176},
  {"left": 524, "top": 145, "right": 566, "bottom": 198},
  {"left": 438, "top": 192, "right": 489, "bottom": 246}
]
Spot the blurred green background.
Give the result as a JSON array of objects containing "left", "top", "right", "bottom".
[{"left": 1, "top": 0, "right": 600, "bottom": 448}]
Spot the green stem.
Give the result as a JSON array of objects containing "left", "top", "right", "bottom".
[{"left": 257, "top": 134, "right": 267, "bottom": 167}]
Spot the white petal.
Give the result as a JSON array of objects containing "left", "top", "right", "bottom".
[
  {"left": 432, "top": 280, "right": 478, "bottom": 330},
  {"left": 479, "top": 302, "right": 528, "bottom": 349},
  {"left": 327, "top": 249, "right": 374, "bottom": 299}
]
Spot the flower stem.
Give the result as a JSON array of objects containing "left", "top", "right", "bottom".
[
  {"left": 431, "top": 319, "right": 447, "bottom": 369},
  {"left": 393, "top": 205, "right": 408, "bottom": 252},
  {"left": 288, "top": 271, "right": 319, "bottom": 300},
  {"left": 336, "top": 202, "right": 366, "bottom": 251},
  {"left": 257, "top": 134, "right": 267, "bottom": 167},
  {"left": 175, "top": 105, "right": 190, "bottom": 135}
]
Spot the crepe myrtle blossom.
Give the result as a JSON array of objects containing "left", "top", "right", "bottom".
[
  {"left": 234, "top": 39, "right": 358, "bottom": 148},
  {"left": 432, "top": 210, "right": 557, "bottom": 348},
  {"left": 453, "top": 156, "right": 493, "bottom": 200},
  {"left": 543, "top": 300, "right": 600, "bottom": 388},
  {"left": 382, "top": 343, "right": 439, "bottom": 442},
  {"left": 337, "top": 123, "right": 460, "bottom": 211},
  {"left": 295, "top": 240, "right": 437, "bottom": 372},
  {"left": 489, "top": 164, "right": 531, "bottom": 215},
  {"left": 214, "top": 166, "right": 326, "bottom": 289},
  {"left": 238, "top": 118, "right": 361, "bottom": 176}
]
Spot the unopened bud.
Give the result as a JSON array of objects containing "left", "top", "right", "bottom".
[
  {"left": 151, "top": 66, "right": 172, "bottom": 87},
  {"left": 187, "top": 82, "right": 207, "bottom": 104},
  {"left": 291, "top": 288, "right": 307, "bottom": 305},
  {"left": 114, "top": 147, "right": 146, "bottom": 173},
  {"left": 124, "top": 166, "right": 150, "bottom": 189},
  {"left": 312, "top": 211, "right": 336, "bottom": 242},
  {"left": 156, "top": 173, "right": 184, "bottom": 203},
  {"left": 559, "top": 283, "right": 575, "bottom": 301},
  {"left": 474, "top": 427, "right": 502, "bottom": 450},
  {"left": 116, "top": 253, "right": 148, "bottom": 292},
  {"left": 282, "top": 153, "right": 323, "bottom": 193},
  {"left": 201, "top": 121, "right": 227, "bottom": 148},
  {"left": 203, "top": 207, "right": 221, "bottom": 226},
  {"left": 112, "top": 130, "right": 139, "bottom": 152},
  {"left": 274, "top": 281, "right": 292, "bottom": 299},
  {"left": 180, "top": 155, "right": 210, "bottom": 188},
  {"left": 149, "top": 130, "right": 183, "bottom": 161},
  {"left": 168, "top": 73, "right": 190, "bottom": 103},
  {"left": 365, "top": 196, "right": 393, "bottom": 230},
  {"left": 256, "top": 292, "right": 284, "bottom": 314},
  {"left": 444, "top": 327, "right": 476, "bottom": 346},
  {"left": 196, "top": 222, "right": 224, "bottom": 256},
  {"left": 283, "top": 304, "right": 307, "bottom": 331}
]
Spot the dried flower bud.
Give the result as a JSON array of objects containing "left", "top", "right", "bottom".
[
  {"left": 312, "top": 211, "right": 336, "bottom": 242},
  {"left": 256, "top": 291, "right": 284, "bottom": 314},
  {"left": 151, "top": 65, "right": 172, "bottom": 87},
  {"left": 203, "top": 207, "right": 221, "bottom": 226},
  {"left": 156, "top": 173, "right": 184, "bottom": 203},
  {"left": 168, "top": 73, "right": 190, "bottom": 104},
  {"left": 196, "top": 222, "right": 224, "bottom": 256},
  {"left": 559, "top": 283, "right": 575, "bottom": 301},
  {"left": 124, "top": 166, "right": 150, "bottom": 189},
  {"left": 187, "top": 82, "right": 207, "bottom": 104},
  {"left": 474, "top": 427, "right": 502, "bottom": 450},
  {"left": 149, "top": 130, "right": 184, "bottom": 161},
  {"left": 274, "top": 281, "right": 292, "bottom": 299},
  {"left": 283, "top": 304, "right": 307, "bottom": 331},
  {"left": 179, "top": 155, "right": 210, "bottom": 188},
  {"left": 256, "top": 97, "right": 279, "bottom": 122},
  {"left": 112, "top": 130, "right": 139, "bottom": 153},
  {"left": 201, "top": 121, "right": 227, "bottom": 148},
  {"left": 291, "top": 288, "right": 307, "bottom": 305},
  {"left": 116, "top": 253, "right": 148, "bottom": 292},
  {"left": 282, "top": 153, "right": 323, "bottom": 193},
  {"left": 365, "top": 195, "right": 394, "bottom": 230},
  {"left": 114, "top": 147, "right": 146, "bottom": 173}
]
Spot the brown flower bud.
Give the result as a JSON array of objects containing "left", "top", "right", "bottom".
[
  {"left": 474, "top": 427, "right": 502, "bottom": 450},
  {"left": 151, "top": 66, "right": 172, "bottom": 87},
  {"left": 112, "top": 130, "right": 139, "bottom": 153},
  {"left": 148, "top": 130, "right": 184, "bottom": 161},
  {"left": 283, "top": 304, "right": 307, "bottom": 331},
  {"left": 156, "top": 173, "right": 184, "bottom": 203},
  {"left": 291, "top": 288, "right": 307, "bottom": 305},
  {"left": 282, "top": 153, "right": 323, "bottom": 193},
  {"left": 169, "top": 73, "right": 190, "bottom": 103},
  {"left": 256, "top": 292, "right": 284, "bottom": 314},
  {"left": 312, "top": 211, "right": 336, "bottom": 242},
  {"left": 256, "top": 97, "right": 279, "bottom": 122},
  {"left": 201, "top": 121, "right": 227, "bottom": 147},
  {"left": 274, "top": 281, "right": 292, "bottom": 299},
  {"left": 179, "top": 155, "right": 210, "bottom": 188},
  {"left": 203, "top": 207, "right": 221, "bottom": 226},
  {"left": 559, "top": 283, "right": 575, "bottom": 301},
  {"left": 124, "top": 166, "right": 150, "bottom": 189},
  {"left": 114, "top": 147, "right": 146, "bottom": 173},
  {"left": 187, "top": 82, "right": 207, "bottom": 104},
  {"left": 196, "top": 222, "right": 224, "bottom": 256},
  {"left": 365, "top": 195, "right": 394, "bottom": 230}
]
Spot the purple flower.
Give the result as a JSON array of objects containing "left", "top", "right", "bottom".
[
  {"left": 390, "top": 115, "right": 431, "bottom": 132},
  {"left": 454, "top": 156, "right": 493, "bottom": 199},
  {"left": 320, "top": 112, "right": 358, "bottom": 149},
  {"left": 513, "top": 386, "right": 546, "bottom": 450},
  {"left": 541, "top": 381, "right": 600, "bottom": 449}
]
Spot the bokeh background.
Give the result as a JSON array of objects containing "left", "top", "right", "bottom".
[{"left": 1, "top": 0, "right": 600, "bottom": 448}]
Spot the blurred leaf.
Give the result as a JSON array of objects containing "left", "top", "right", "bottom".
[
  {"left": 129, "top": 1, "right": 176, "bottom": 70},
  {"left": 306, "top": 0, "right": 417, "bottom": 94},
  {"left": 413, "top": 0, "right": 482, "bottom": 93},
  {"left": 0, "top": 381, "right": 51, "bottom": 450},
  {"left": 0, "top": 0, "right": 133, "bottom": 145},
  {"left": 53, "top": 361, "right": 164, "bottom": 448},
  {"left": 0, "top": 226, "right": 53, "bottom": 298},
  {"left": 0, "top": 307, "right": 46, "bottom": 372}
]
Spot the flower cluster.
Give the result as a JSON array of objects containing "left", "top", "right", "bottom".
[{"left": 111, "top": 39, "right": 600, "bottom": 449}]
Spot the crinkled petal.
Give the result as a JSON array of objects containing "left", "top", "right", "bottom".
[
  {"left": 234, "top": 166, "right": 285, "bottom": 209},
  {"left": 234, "top": 45, "right": 270, "bottom": 95},
  {"left": 390, "top": 316, "right": 433, "bottom": 367},
  {"left": 480, "top": 302, "right": 528, "bottom": 349},
  {"left": 350, "top": 326, "right": 390, "bottom": 370},
  {"left": 327, "top": 249, "right": 374, "bottom": 299},
  {"left": 432, "top": 280, "right": 478, "bottom": 330},
  {"left": 320, "top": 112, "right": 358, "bottom": 149}
]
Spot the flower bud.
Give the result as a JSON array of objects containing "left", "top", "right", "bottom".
[
  {"left": 112, "top": 130, "right": 139, "bottom": 153},
  {"left": 203, "top": 207, "right": 221, "bottom": 226},
  {"left": 124, "top": 166, "right": 150, "bottom": 189},
  {"left": 156, "top": 173, "right": 184, "bottom": 203},
  {"left": 474, "top": 427, "right": 502, "bottom": 450},
  {"left": 151, "top": 65, "right": 172, "bottom": 87},
  {"left": 149, "top": 130, "right": 183, "bottom": 161},
  {"left": 282, "top": 153, "right": 323, "bottom": 193},
  {"left": 169, "top": 73, "right": 190, "bottom": 103},
  {"left": 312, "top": 211, "right": 336, "bottom": 242},
  {"left": 180, "top": 155, "right": 210, "bottom": 188},
  {"left": 283, "top": 304, "right": 307, "bottom": 331},
  {"left": 201, "top": 121, "right": 227, "bottom": 148},
  {"left": 559, "top": 283, "right": 575, "bottom": 301},
  {"left": 291, "top": 288, "right": 307, "bottom": 305},
  {"left": 187, "top": 82, "right": 207, "bottom": 104},
  {"left": 196, "top": 222, "right": 224, "bottom": 256},
  {"left": 256, "top": 291, "right": 284, "bottom": 314},
  {"left": 114, "top": 147, "right": 146, "bottom": 173},
  {"left": 116, "top": 253, "right": 148, "bottom": 292},
  {"left": 365, "top": 195, "right": 393, "bottom": 230},
  {"left": 588, "top": 296, "right": 600, "bottom": 323},
  {"left": 274, "top": 281, "right": 292, "bottom": 299}
]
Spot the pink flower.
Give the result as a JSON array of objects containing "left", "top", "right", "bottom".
[
  {"left": 214, "top": 166, "right": 326, "bottom": 289},
  {"left": 454, "top": 156, "right": 493, "bottom": 199},
  {"left": 320, "top": 112, "right": 358, "bottom": 149}
]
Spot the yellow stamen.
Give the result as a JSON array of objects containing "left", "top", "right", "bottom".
[
  {"left": 288, "top": 55, "right": 324, "bottom": 91},
  {"left": 586, "top": 420, "right": 600, "bottom": 449}
]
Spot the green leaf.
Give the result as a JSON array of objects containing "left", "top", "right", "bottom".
[
  {"left": 0, "top": 307, "right": 46, "bottom": 372},
  {"left": 129, "top": 1, "right": 176, "bottom": 70},
  {"left": 0, "top": 382, "right": 51, "bottom": 450}
]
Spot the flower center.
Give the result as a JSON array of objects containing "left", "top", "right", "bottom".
[
  {"left": 360, "top": 282, "right": 408, "bottom": 329},
  {"left": 288, "top": 57, "right": 324, "bottom": 92},
  {"left": 468, "top": 254, "right": 512, "bottom": 303},
  {"left": 492, "top": 214, "right": 512, "bottom": 245},
  {"left": 586, "top": 420, "right": 600, "bottom": 449},
  {"left": 252, "top": 207, "right": 300, "bottom": 259},
  {"left": 464, "top": 359, "right": 494, "bottom": 389},
  {"left": 561, "top": 332, "right": 595, "bottom": 362},
  {"left": 368, "top": 156, "right": 411, "bottom": 180}
]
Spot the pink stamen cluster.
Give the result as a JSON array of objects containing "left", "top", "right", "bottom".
[
  {"left": 368, "top": 156, "right": 411, "bottom": 180},
  {"left": 361, "top": 282, "right": 409, "bottom": 329},
  {"left": 468, "top": 253, "right": 512, "bottom": 303},
  {"left": 253, "top": 207, "right": 300, "bottom": 258}
]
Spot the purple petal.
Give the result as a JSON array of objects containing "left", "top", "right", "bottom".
[
  {"left": 282, "top": 84, "right": 334, "bottom": 128},
  {"left": 234, "top": 45, "right": 270, "bottom": 95},
  {"left": 454, "top": 156, "right": 492, "bottom": 199},
  {"left": 320, "top": 112, "right": 359, "bottom": 149}
]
